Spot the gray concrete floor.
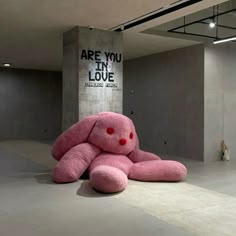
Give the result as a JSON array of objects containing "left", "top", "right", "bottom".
[{"left": 0, "top": 140, "right": 236, "bottom": 236}]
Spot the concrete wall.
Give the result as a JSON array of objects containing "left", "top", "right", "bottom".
[
  {"left": 204, "top": 43, "right": 236, "bottom": 162},
  {"left": 124, "top": 44, "right": 204, "bottom": 160},
  {"left": 0, "top": 68, "right": 62, "bottom": 140},
  {"left": 63, "top": 26, "right": 123, "bottom": 130},
  {"left": 63, "top": 28, "right": 79, "bottom": 131},
  {"left": 78, "top": 27, "right": 123, "bottom": 119}
]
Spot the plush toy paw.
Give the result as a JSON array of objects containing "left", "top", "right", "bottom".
[
  {"left": 90, "top": 165, "right": 128, "bottom": 193},
  {"left": 129, "top": 160, "right": 187, "bottom": 182},
  {"left": 52, "top": 165, "right": 79, "bottom": 183}
]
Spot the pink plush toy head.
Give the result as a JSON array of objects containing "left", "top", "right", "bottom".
[
  {"left": 88, "top": 112, "right": 136, "bottom": 155},
  {"left": 51, "top": 112, "right": 138, "bottom": 161}
]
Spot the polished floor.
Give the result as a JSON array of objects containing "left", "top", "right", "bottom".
[{"left": 0, "top": 140, "right": 236, "bottom": 236}]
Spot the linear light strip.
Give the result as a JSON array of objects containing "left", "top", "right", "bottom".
[
  {"left": 110, "top": 0, "right": 202, "bottom": 31},
  {"left": 110, "top": 1, "right": 188, "bottom": 31},
  {"left": 213, "top": 36, "right": 236, "bottom": 44}
]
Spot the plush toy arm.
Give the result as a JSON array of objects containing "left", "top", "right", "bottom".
[
  {"left": 52, "top": 115, "right": 98, "bottom": 161},
  {"left": 52, "top": 143, "right": 101, "bottom": 183},
  {"left": 128, "top": 149, "right": 161, "bottom": 163},
  {"left": 129, "top": 160, "right": 187, "bottom": 182}
]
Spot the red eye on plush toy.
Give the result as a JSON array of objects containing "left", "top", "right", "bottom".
[
  {"left": 107, "top": 127, "right": 114, "bottom": 134},
  {"left": 129, "top": 132, "right": 133, "bottom": 139}
]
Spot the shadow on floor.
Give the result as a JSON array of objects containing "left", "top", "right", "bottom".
[
  {"left": 76, "top": 180, "right": 121, "bottom": 198},
  {"left": 34, "top": 173, "right": 55, "bottom": 185},
  {"left": 34, "top": 173, "right": 121, "bottom": 197}
]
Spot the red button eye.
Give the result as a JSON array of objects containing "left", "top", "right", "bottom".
[
  {"left": 107, "top": 127, "right": 114, "bottom": 134},
  {"left": 129, "top": 132, "right": 134, "bottom": 139}
]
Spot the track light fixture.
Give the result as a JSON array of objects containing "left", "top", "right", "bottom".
[
  {"left": 167, "top": 3, "right": 235, "bottom": 45},
  {"left": 209, "top": 5, "right": 216, "bottom": 28},
  {"left": 209, "top": 19, "right": 216, "bottom": 28}
]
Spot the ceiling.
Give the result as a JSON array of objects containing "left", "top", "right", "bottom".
[
  {"left": 0, "top": 0, "right": 229, "bottom": 71},
  {"left": 144, "top": 0, "right": 236, "bottom": 43},
  {"left": 123, "top": 32, "right": 199, "bottom": 60}
]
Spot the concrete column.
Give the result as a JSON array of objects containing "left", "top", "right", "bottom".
[{"left": 63, "top": 26, "right": 123, "bottom": 130}]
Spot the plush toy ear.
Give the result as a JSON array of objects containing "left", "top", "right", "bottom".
[{"left": 52, "top": 115, "right": 99, "bottom": 161}]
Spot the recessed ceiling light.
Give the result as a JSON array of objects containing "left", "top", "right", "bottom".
[{"left": 3, "top": 63, "right": 11, "bottom": 67}]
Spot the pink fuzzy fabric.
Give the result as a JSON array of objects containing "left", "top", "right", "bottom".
[
  {"left": 90, "top": 165, "right": 128, "bottom": 193},
  {"left": 51, "top": 112, "right": 187, "bottom": 193},
  {"left": 52, "top": 143, "right": 101, "bottom": 183},
  {"left": 52, "top": 115, "right": 98, "bottom": 161},
  {"left": 129, "top": 160, "right": 187, "bottom": 181},
  {"left": 88, "top": 153, "right": 133, "bottom": 175},
  {"left": 88, "top": 112, "right": 136, "bottom": 155},
  {"left": 128, "top": 149, "right": 161, "bottom": 163}
]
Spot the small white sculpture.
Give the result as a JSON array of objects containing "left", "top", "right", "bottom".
[{"left": 221, "top": 140, "right": 230, "bottom": 161}]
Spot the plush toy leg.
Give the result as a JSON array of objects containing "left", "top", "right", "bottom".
[
  {"left": 52, "top": 143, "right": 100, "bottom": 183},
  {"left": 129, "top": 160, "right": 187, "bottom": 182},
  {"left": 90, "top": 165, "right": 128, "bottom": 193}
]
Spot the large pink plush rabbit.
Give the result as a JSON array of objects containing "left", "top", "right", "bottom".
[{"left": 52, "top": 112, "right": 187, "bottom": 193}]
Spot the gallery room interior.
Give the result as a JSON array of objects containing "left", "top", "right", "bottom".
[{"left": 0, "top": 0, "right": 236, "bottom": 235}]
